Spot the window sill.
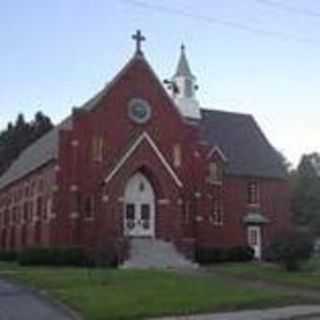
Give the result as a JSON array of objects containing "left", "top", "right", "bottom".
[
  {"left": 206, "top": 178, "right": 223, "bottom": 186},
  {"left": 212, "top": 222, "right": 224, "bottom": 227},
  {"left": 247, "top": 203, "right": 260, "bottom": 208}
]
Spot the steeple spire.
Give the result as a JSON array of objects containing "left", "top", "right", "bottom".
[
  {"left": 168, "top": 44, "right": 201, "bottom": 119},
  {"left": 174, "top": 44, "right": 194, "bottom": 79}
]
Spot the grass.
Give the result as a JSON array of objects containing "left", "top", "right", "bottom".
[
  {"left": 0, "top": 262, "right": 298, "bottom": 320},
  {"left": 213, "top": 257, "right": 320, "bottom": 290}
]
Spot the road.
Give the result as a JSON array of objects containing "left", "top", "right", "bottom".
[{"left": 0, "top": 278, "right": 74, "bottom": 320}]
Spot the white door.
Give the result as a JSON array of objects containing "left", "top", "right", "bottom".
[
  {"left": 124, "top": 172, "right": 155, "bottom": 237},
  {"left": 247, "top": 226, "right": 262, "bottom": 259}
]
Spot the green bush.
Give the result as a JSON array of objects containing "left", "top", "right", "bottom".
[
  {"left": 195, "top": 246, "right": 254, "bottom": 264},
  {"left": 0, "top": 250, "right": 17, "bottom": 261},
  {"left": 18, "top": 247, "right": 88, "bottom": 266},
  {"left": 227, "top": 246, "right": 255, "bottom": 262},
  {"left": 91, "top": 248, "right": 119, "bottom": 268},
  {"left": 266, "top": 230, "right": 314, "bottom": 271},
  {"left": 195, "top": 247, "right": 227, "bottom": 264}
]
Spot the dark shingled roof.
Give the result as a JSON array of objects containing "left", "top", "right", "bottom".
[{"left": 200, "top": 109, "right": 287, "bottom": 179}]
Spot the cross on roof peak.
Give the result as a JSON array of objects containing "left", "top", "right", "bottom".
[{"left": 132, "top": 30, "right": 146, "bottom": 55}]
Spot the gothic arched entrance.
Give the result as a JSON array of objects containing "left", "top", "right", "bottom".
[{"left": 123, "top": 172, "right": 155, "bottom": 237}]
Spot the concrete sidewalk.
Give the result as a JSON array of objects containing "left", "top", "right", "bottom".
[{"left": 155, "top": 306, "right": 320, "bottom": 320}]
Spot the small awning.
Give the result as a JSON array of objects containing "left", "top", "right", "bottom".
[{"left": 243, "top": 211, "right": 270, "bottom": 224}]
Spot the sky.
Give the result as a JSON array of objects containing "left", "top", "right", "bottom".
[{"left": 1, "top": 0, "right": 320, "bottom": 167}]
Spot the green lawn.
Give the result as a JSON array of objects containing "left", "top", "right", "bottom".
[
  {"left": 0, "top": 263, "right": 298, "bottom": 320},
  {"left": 213, "top": 258, "right": 320, "bottom": 290}
]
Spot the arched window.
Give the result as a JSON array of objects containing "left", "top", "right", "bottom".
[
  {"left": 36, "top": 196, "right": 43, "bottom": 219},
  {"left": 207, "top": 162, "right": 222, "bottom": 184},
  {"left": 248, "top": 181, "right": 259, "bottom": 205},
  {"left": 210, "top": 198, "right": 223, "bottom": 226},
  {"left": 173, "top": 144, "right": 182, "bottom": 168},
  {"left": 84, "top": 196, "right": 95, "bottom": 219},
  {"left": 92, "top": 137, "right": 104, "bottom": 162}
]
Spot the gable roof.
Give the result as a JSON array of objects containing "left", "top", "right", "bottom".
[
  {"left": 0, "top": 59, "right": 286, "bottom": 191},
  {"left": 0, "top": 54, "right": 183, "bottom": 191},
  {"left": 104, "top": 132, "right": 183, "bottom": 188},
  {"left": 200, "top": 109, "right": 287, "bottom": 179}
]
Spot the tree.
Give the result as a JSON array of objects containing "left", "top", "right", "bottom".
[
  {"left": 32, "top": 112, "right": 52, "bottom": 140},
  {"left": 267, "top": 229, "right": 314, "bottom": 271},
  {"left": 277, "top": 150, "right": 293, "bottom": 175},
  {"left": 291, "top": 153, "right": 320, "bottom": 235},
  {"left": 0, "top": 111, "right": 53, "bottom": 176}
]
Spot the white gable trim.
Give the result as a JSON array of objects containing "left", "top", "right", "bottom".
[
  {"left": 104, "top": 132, "right": 183, "bottom": 188},
  {"left": 207, "top": 145, "right": 228, "bottom": 162}
]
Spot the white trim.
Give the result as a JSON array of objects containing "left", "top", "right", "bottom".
[
  {"left": 194, "top": 192, "right": 201, "bottom": 199},
  {"left": 158, "top": 199, "right": 170, "bottom": 205},
  {"left": 84, "top": 217, "right": 95, "bottom": 222},
  {"left": 206, "top": 178, "right": 223, "bottom": 186},
  {"left": 128, "top": 98, "right": 152, "bottom": 124},
  {"left": 193, "top": 151, "right": 201, "bottom": 158},
  {"left": 177, "top": 198, "right": 183, "bottom": 206},
  {"left": 209, "top": 215, "right": 224, "bottom": 227},
  {"left": 70, "top": 212, "right": 79, "bottom": 219},
  {"left": 207, "top": 145, "right": 228, "bottom": 162},
  {"left": 49, "top": 213, "right": 56, "bottom": 219},
  {"left": 70, "top": 185, "right": 79, "bottom": 192},
  {"left": 123, "top": 172, "right": 156, "bottom": 237},
  {"left": 102, "top": 195, "right": 109, "bottom": 203},
  {"left": 71, "top": 139, "right": 79, "bottom": 147},
  {"left": 104, "top": 132, "right": 183, "bottom": 188},
  {"left": 247, "top": 225, "right": 262, "bottom": 260},
  {"left": 248, "top": 203, "right": 260, "bottom": 209}
]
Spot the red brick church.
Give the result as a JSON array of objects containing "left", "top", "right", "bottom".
[{"left": 0, "top": 31, "right": 290, "bottom": 265}]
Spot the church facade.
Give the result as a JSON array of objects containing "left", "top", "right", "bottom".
[{"left": 0, "top": 32, "right": 290, "bottom": 262}]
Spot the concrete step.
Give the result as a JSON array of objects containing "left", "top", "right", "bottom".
[{"left": 122, "top": 238, "right": 197, "bottom": 269}]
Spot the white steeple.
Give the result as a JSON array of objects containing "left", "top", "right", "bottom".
[{"left": 170, "top": 44, "right": 201, "bottom": 119}]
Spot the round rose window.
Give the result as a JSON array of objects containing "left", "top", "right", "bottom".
[{"left": 128, "top": 98, "right": 152, "bottom": 124}]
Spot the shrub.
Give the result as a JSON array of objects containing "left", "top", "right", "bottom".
[
  {"left": 18, "top": 247, "right": 88, "bottom": 266},
  {"left": 195, "top": 247, "right": 227, "bottom": 264},
  {"left": 266, "top": 230, "right": 314, "bottom": 271},
  {"left": 195, "top": 246, "right": 254, "bottom": 265},
  {"left": 0, "top": 250, "right": 17, "bottom": 261},
  {"left": 91, "top": 249, "right": 119, "bottom": 268},
  {"left": 228, "top": 246, "right": 255, "bottom": 262}
]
